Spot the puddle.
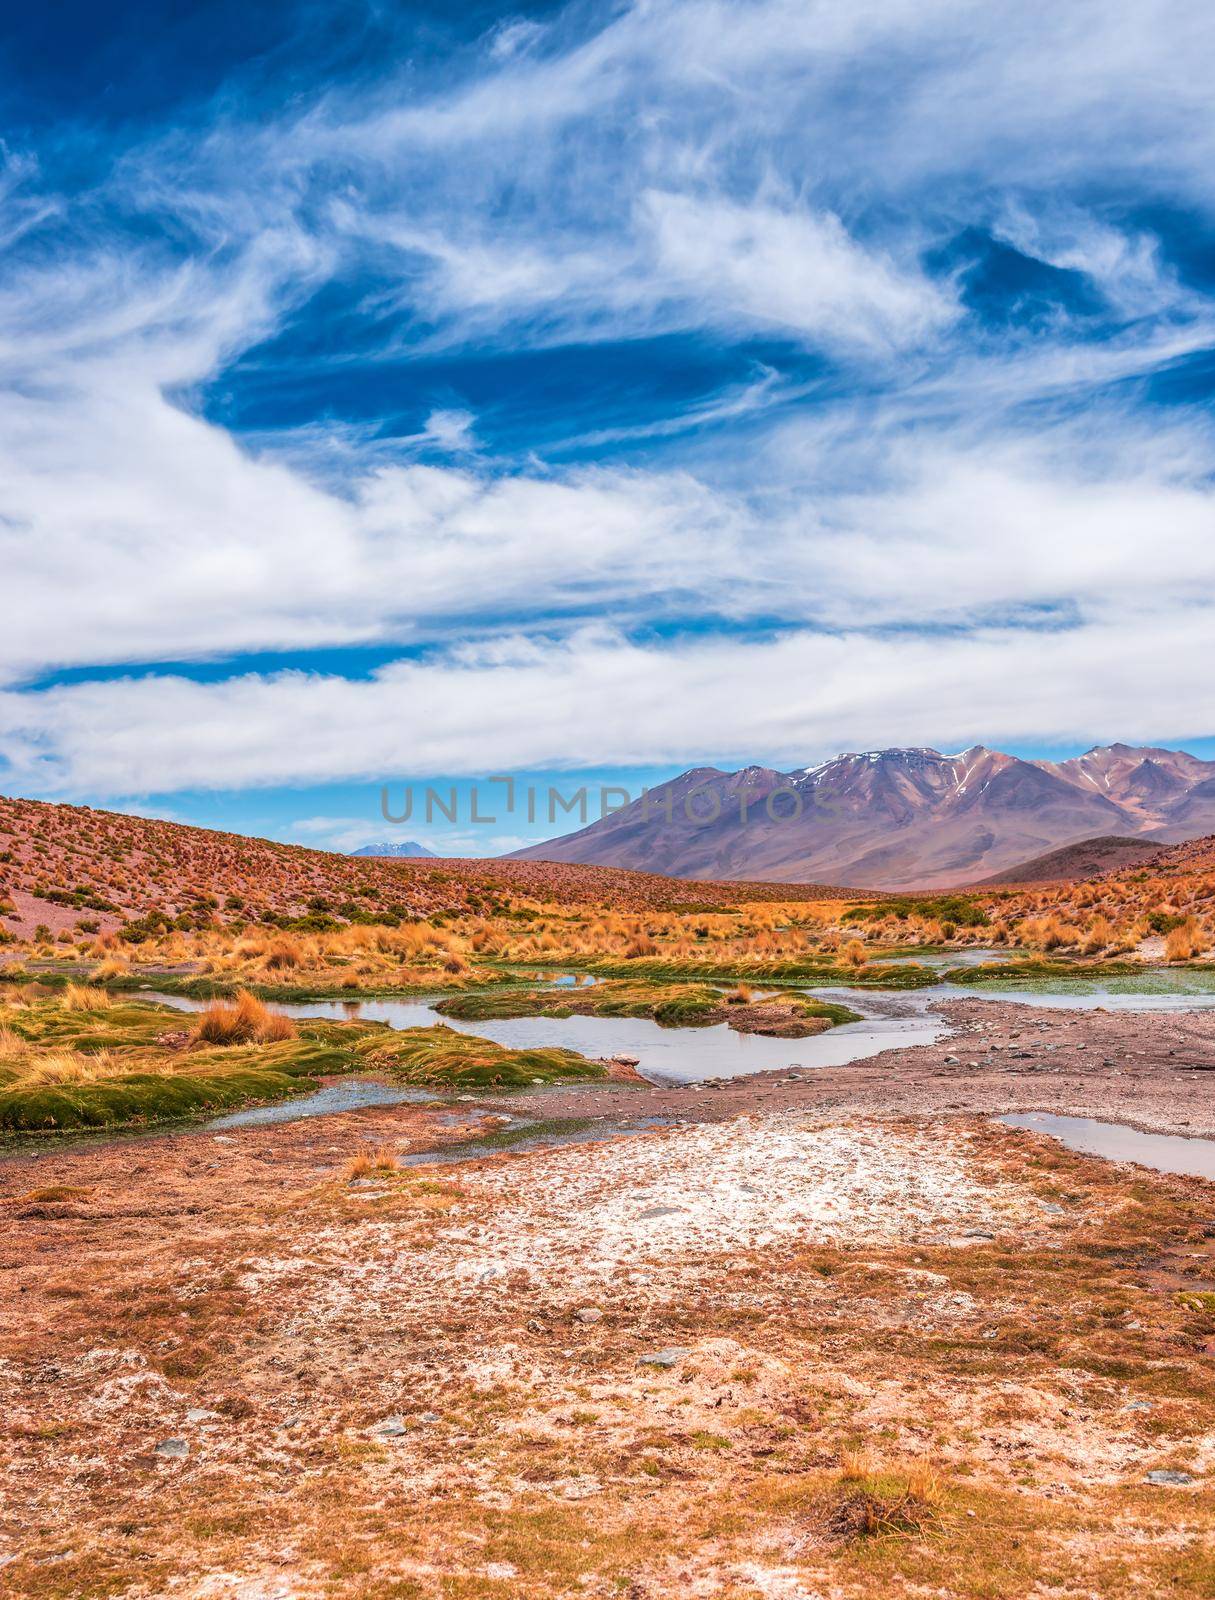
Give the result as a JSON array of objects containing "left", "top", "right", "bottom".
[
  {"left": 205, "top": 1080, "right": 435, "bottom": 1130},
  {"left": 930, "top": 979, "right": 1215, "bottom": 1011},
  {"left": 138, "top": 989, "right": 944, "bottom": 1086},
  {"left": 999, "top": 1112, "right": 1215, "bottom": 1180},
  {"left": 402, "top": 1113, "right": 677, "bottom": 1166}
]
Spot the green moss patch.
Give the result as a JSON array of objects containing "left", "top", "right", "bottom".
[
  {"left": 353, "top": 1025, "right": 605, "bottom": 1087},
  {"left": 438, "top": 979, "right": 860, "bottom": 1032},
  {"left": 0, "top": 1066, "right": 313, "bottom": 1131}
]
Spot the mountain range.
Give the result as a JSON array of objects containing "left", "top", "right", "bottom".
[{"left": 508, "top": 744, "right": 1215, "bottom": 889}]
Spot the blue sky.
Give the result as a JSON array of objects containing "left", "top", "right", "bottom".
[{"left": 1, "top": 0, "right": 1214, "bottom": 854}]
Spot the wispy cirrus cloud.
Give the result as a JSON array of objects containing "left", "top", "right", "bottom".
[{"left": 0, "top": 0, "right": 1214, "bottom": 807}]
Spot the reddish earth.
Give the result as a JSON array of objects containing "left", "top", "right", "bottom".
[
  {"left": 2, "top": 999, "right": 1215, "bottom": 1598},
  {"left": 0, "top": 794, "right": 857, "bottom": 944}
]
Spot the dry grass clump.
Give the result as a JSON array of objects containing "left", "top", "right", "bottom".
[
  {"left": 822, "top": 1450, "right": 942, "bottom": 1544},
  {"left": 8, "top": 1047, "right": 126, "bottom": 1086},
  {"left": 1080, "top": 914, "right": 1116, "bottom": 955},
  {"left": 1018, "top": 913, "right": 1073, "bottom": 951},
  {"left": 193, "top": 990, "right": 295, "bottom": 1046},
  {"left": 1165, "top": 916, "right": 1208, "bottom": 962},
  {"left": 841, "top": 938, "right": 868, "bottom": 968},
  {"left": 61, "top": 983, "right": 113, "bottom": 1011},
  {"left": 344, "top": 1145, "right": 401, "bottom": 1180},
  {"left": 91, "top": 956, "right": 130, "bottom": 981}
]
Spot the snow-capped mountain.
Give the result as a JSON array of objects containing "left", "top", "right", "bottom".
[
  {"left": 350, "top": 840, "right": 435, "bottom": 858},
  {"left": 508, "top": 744, "right": 1215, "bottom": 888}
]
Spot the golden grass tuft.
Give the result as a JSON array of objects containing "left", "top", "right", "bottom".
[
  {"left": 842, "top": 938, "right": 869, "bottom": 968},
  {"left": 1165, "top": 916, "right": 1207, "bottom": 962},
  {"left": 193, "top": 990, "right": 296, "bottom": 1046},
  {"left": 91, "top": 956, "right": 130, "bottom": 981},
  {"left": 344, "top": 1145, "right": 401, "bottom": 1180},
  {"left": 61, "top": 982, "right": 113, "bottom": 1011},
  {"left": 822, "top": 1450, "right": 942, "bottom": 1543},
  {"left": 14, "top": 1048, "right": 126, "bottom": 1086}
]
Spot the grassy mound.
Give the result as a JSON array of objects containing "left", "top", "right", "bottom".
[
  {"left": 437, "top": 979, "right": 862, "bottom": 1032},
  {"left": 0, "top": 1066, "right": 313, "bottom": 1131},
  {"left": 436, "top": 979, "right": 723, "bottom": 1027},
  {"left": 354, "top": 1025, "right": 606, "bottom": 1087}
]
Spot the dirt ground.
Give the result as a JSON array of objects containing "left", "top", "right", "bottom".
[{"left": 2, "top": 1000, "right": 1215, "bottom": 1598}]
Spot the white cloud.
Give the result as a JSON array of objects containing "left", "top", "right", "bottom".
[
  {"left": 418, "top": 408, "right": 477, "bottom": 452},
  {"left": 286, "top": 814, "right": 436, "bottom": 853},
  {"left": 2, "top": 0, "right": 1215, "bottom": 788},
  {"left": 640, "top": 192, "right": 956, "bottom": 353},
  {"left": 3, "top": 614, "right": 1214, "bottom": 797}
]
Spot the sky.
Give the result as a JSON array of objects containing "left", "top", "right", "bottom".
[{"left": 1, "top": 0, "right": 1214, "bottom": 856}]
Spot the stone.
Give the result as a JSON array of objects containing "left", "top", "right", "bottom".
[
  {"left": 1145, "top": 1469, "right": 1193, "bottom": 1485},
  {"left": 154, "top": 1438, "right": 189, "bottom": 1459},
  {"left": 371, "top": 1416, "right": 409, "bottom": 1439},
  {"left": 638, "top": 1205, "right": 687, "bottom": 1220},
  {"left": 639, "top": 1347, "right": 689, "bottom": 1369},
  {"left": 573, "top": 1307, "right": 602, "bottom": 1324}
]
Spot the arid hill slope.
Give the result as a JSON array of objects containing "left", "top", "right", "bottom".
[
  {"left": 978, "top": 835, "right": 1165, "bottom": 885},
  {"left": 0, "top": 794, "right": 855, "bottom": 942}
]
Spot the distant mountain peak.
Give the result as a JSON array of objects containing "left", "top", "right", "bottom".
[
  {"left": 351, "top": 840, "right": 435, "bottom": 858},
  {"left": 508, "top": 741, "right": 1215, "bottom": 889}
]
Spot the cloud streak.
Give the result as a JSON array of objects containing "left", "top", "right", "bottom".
[{"left": 4, "top": 614, "right": 1214, "bottom": 795}]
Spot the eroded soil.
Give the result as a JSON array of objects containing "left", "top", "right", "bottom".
[{"left": 2, "top": 1000, "right": 1215, "bottom": 1599}]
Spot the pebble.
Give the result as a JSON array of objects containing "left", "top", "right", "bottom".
[
  {"left": 371, "top": 1416, "right": 409, "bottom": 1439},
  {"left": 154, "top": 1438, "right": 189, "bottom": 1459},
  {"left": 573, "top": 1307, "right": 602, "bottom": 1324},
  {"left": 1144, "top": 1469, "right": 1193, "bottom": 1486},
  {"left": 638, "top": 1205, "right": 687, "bottom": 1220}
]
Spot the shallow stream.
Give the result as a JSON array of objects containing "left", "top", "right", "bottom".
[
  {"left": 139, "top": 988, "right": 945, "bottom": 1088},
  {"left": 999, "top": 1111, "right": 1215, "bottom": 1181}
]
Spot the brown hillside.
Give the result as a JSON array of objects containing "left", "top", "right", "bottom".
[
  {"left": 0, "top": 794, "right": 857, "bottom": 942},
  {"left": 978, "top": 835, "right": 1164, "bottom": 885}
]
